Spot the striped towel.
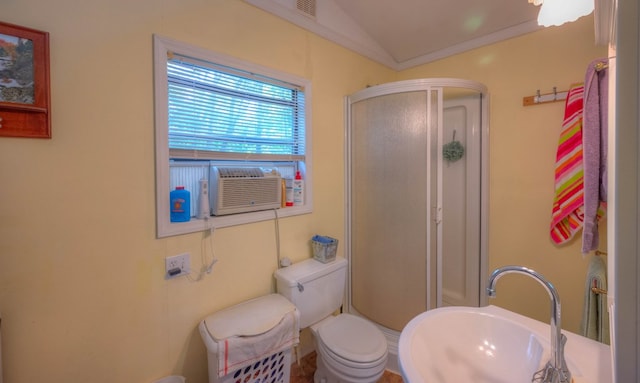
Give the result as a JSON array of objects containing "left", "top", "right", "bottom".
[{"left": 550, "top": 84, "right": 585, "bottom": 244}]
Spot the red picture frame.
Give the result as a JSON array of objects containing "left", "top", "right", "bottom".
[{"left": 0, "top": 21, "right": 51, "bottom": 138}]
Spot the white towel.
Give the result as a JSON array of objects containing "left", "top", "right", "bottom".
[{"left": 216, "top": 309, "right": 299, "bottom": 377}]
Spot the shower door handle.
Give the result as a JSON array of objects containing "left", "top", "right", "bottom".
[{"left": 432, "top": 206, "right": 443, "bottom": 224}]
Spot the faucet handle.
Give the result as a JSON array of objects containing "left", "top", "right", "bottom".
[
  {"left": 558, "top": 334, "right": 571, "bottom": 381},
  {"left": 532, "top": 334, "right": 571, "bottom": 383}
]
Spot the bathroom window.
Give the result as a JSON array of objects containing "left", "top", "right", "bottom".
[{"left": 153, "top": 35, "right": 313, "bottom": 238}]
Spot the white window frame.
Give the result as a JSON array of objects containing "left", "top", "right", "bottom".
[{"left": 153, "top": 35, "right": 313, "bottom": 238}]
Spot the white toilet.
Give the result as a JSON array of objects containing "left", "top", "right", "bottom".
[{"left": 274, "top": 257, "right": 388, "bottom": 383}]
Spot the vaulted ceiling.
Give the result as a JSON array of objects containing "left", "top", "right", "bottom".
[{"left": 244, "top": 0, "right": 543, "bottom": 70}]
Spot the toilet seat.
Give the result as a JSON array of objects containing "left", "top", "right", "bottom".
[
  {"left": 317, "top": 339, "right": 388, "bottom": 371},
  {"left": 316, "top": 314, "right": 388, "bottom": 366}
]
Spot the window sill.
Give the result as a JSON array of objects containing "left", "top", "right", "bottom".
[{"left": 157, "top": 205, "right": 312, "bottom": 238}]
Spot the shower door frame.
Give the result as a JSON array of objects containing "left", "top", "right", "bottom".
[{"left": 344, "top": 78, "right": 490, "bottom": 362}]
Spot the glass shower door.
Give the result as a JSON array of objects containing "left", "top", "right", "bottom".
[
  {"left": 347, "top": 80, "right": 487, "bottom": 336},
  {"left": 349, "top": 90, "right": 438, "bottom": 331}
]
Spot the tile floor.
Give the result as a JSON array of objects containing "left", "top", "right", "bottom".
[{"left": 290, "top": 352, "right": 404, "bottom": 383}]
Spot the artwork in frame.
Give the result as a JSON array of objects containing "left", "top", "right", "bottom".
[{"left": 0, "top": 21, "right": 50, "bottom": 138}]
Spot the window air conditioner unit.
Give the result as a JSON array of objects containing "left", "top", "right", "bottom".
[{"left": 210, "top": 167, "right": 282, "bottom": 216}]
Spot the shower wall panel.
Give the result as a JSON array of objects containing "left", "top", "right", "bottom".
[{"left": 441, "top": 96, "right": 482, "bottom": 307}]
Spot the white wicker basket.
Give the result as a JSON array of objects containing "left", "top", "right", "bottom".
[{"left": 210, "top": 349, "right": 292, "bottom": 383}]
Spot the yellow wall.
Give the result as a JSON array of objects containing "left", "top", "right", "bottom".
[
  {"left": 0, "top": 1, "right": 607, "bottom": 382},
  {"left": 0, "top": 1, "right": 393, "bottom": 382},
  {"left": 399, "top": 15, "right": 607, "bottom": 331}
]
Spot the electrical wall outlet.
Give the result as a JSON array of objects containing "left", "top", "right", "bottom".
[{"left": 165, "top": 253, "right": 191, "bottom": 279}]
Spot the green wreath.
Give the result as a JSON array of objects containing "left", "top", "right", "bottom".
[{"left": 443, "top": 130, "right": 465, "bottom": 163}]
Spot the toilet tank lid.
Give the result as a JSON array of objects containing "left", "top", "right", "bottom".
[
  {"left": 274, "top": 257, "right": 347, "bottom": 287},
  {"left": 202, "top": 294, "right": 296, "bottom": 340}
]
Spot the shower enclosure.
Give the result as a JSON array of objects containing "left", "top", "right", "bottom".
[{"left": 345, "top": 79, "right": 489, "bottom": 358}]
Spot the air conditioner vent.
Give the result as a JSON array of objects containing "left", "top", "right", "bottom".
[
  {"left": 296, "top": 0, "right": 316, "bottom": 18},
  {"left": 217, "top": 167, "right": 264, "bottom": 178},
  {"left": 210, "top": 167, "right": 282, "bottom": 215}
]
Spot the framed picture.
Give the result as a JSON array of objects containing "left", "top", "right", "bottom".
[{"left": 0, "top": 21, "right": 50, "bottom": 138}]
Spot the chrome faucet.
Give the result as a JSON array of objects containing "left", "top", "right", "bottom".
[{"left": 486, "top": 266, "right": 571, "bottom": 383}]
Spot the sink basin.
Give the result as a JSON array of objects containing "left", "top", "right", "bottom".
[{"left": 398, "top": 305, "right": 612, "bottom": 383}]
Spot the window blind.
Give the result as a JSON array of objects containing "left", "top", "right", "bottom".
[{"left": 167, "top": 54, "right": 306, "bottom": 161}]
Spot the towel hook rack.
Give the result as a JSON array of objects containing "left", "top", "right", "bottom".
[{"left": 523, "top": 87, "right": 569, "bottom": 106}]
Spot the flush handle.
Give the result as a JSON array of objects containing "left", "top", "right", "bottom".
[{"left": 297, "top": 282, "right": 304, "bottom": 292}]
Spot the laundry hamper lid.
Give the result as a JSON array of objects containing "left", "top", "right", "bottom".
[
  {"left": 317, "top": 314, "right": 387, "bottom": 363},
  {"left": 203, "top": 294, "right": 296, "bottom": 340}
]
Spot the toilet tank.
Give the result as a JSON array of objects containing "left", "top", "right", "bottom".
[{"left": 274, "top": 257, "right": 347, "bottom": 329}]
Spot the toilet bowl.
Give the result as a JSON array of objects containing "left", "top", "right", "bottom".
[
  {"left": 311, "top": 314, "right": 388, "bottom": 383},
  {"left": 274, "top": 257, "right": 389, "bottom": 383}
]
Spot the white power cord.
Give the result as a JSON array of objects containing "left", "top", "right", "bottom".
[
  {"left": 274, "top": 208, "right": 281, "bottom": 269},
  {"left": 187, "top": 218, "right": 218, "bottom": 282}
]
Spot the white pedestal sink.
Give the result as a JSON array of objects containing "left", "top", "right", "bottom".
[{"left": 398, "top": 305, "right": 612, "bottom": 383}]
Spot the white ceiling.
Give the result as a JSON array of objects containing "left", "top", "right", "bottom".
[{"left": 244, "top": 0, "right": 543, "bottom": 70}]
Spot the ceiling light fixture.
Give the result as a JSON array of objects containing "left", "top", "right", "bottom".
[{"left": 528, "top": 0, "right": 595, "bottom": 27}]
